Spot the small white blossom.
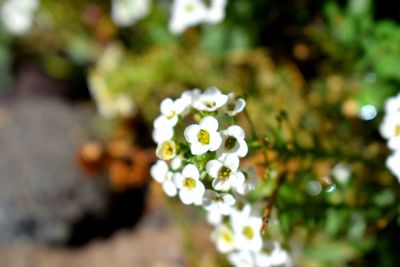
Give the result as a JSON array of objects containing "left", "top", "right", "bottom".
[
  {"left": 224, "top": 93, "right": 246, "bottom": 116},
  {"left": 111, "top": 0, "right": 151, "bottom": 27},
  {"left": 206, "top": 210, "right": 223, "bottom": 225},
  {"left": 179, "top": 89, "right": 201, "bottom": 115},
  {"left": 228, "top": 250, "right": 266, "bottom": 267},
  {"left": 231, "top": 213, "right": 263, "bottom": 252},
  {"left": 150, "top": 160, "right": 177, "bottom": 197},
  {"left": 379, "top": 112, "right": 400, "bottom": 150},
  {"left": 156, "top": 140, "right": 177, "bottom": 160},
  {"left": 264, "top": 242, "right": 291, "bottom": 267},
  {"left": 217, "top": 125, "right": 248, "bottom": 159},
  {"left": 193, "top": 87, "right": 228, "bottom": 112},
  {"left": 206, "top": 154, "right": 245, "bottom": 191},
  {"left": 206, "top": 0, "right": 228, "bottom": 23},
  {"left": 384, "top": 94, "right": 400, "bottom": 114},
  {"left": 154, "top": 97, "right": 187, "bottom": 128},
  {"left": 202, "top": 190, "right": 235, "bottom": 215},
  {"left": 174, "top": 164, "right": 205, "bottom": 205},
  {"left": 184, "top": 116, "right": 222, "bottom": 155},
  {"left": 169, "top": 0, "right": 208, "bottom": 35},
  {"left": 386, "top": 151, "right": 400, "bottom": 183},
  {"left": 211, "top": 224, "right": 235, "bottom": 253}
]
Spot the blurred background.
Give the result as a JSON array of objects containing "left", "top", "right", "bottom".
[{"left": 0, "top": 0, "right": 399, "bottom": 266}]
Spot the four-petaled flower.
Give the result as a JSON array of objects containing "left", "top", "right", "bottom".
[
  {"left": 184, "top": 116, "right": 222, "bottom": 155},
  {"left": 156, "top": 140, "right": 177, "bottom": 160},
  {"left": 154, "top": 97, "right": 187, "bottom": 129},
  {"left": 211, "top": 224, "right": 235, "bottom": 253},
  {"left": 193, "top": 87, "right": 228, "bottom": 111},
  {"left": 224, "top": 93, "right": 246, "bottom": 116},
  {"left": 206, "top": 154, "right": 245, "bottom": 191},
  {"left": 174, "top": 164, "right": 205, "bottom": 205},
  {"left": 202, "top": 190, "right": 235, "bottom": 215},
  {"left": 217, "top": 125, "right": 248, "bottom": 159}
]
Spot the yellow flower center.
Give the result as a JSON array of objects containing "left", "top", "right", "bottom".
[
  {"left": 165, "top": 110, "right": 176, "bottom": 119},
  {"left": 221, "top": 230, "right": 234, "bottom": 244},
  {"left": 395, "top": 124, "right": 400, "bottom": 136},
  {"left": 185, "top": 3, "right": 195, "bottom": 12},
  {"left": 242, "top": 226, "right": 254, "bottom": 240},
  {"left": 183, "top": 177, "right": 196, "bottom": 190},
  {"left": 198, "top": 129, "right": 210, "bottom": 144},
  {"left": 227, "top": 102, "right": 236, "bottom": 111},
  {"left": 218, "top": 166, "right": 231, "bottom": 180},
  {"left": 203, "top": 101, "right": 216, "bottom": 108},
  {"left": 157, "top": 140, "right": 176, "bottom": 160},
  {"left": 224, "top": 136, "right": 237, "bottom": 150}
]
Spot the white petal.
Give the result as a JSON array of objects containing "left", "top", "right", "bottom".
[
  {"left": 150, "top": 160, "right": 168, "bottom": 183},
  {"left": 223, "top": 154, "right": 239, "bottom": 171},
  {"left": 209, "top": 132, "right": 222, "bottom": 151},
  {"left": 163, "top": 180, "right": 177, "bottom": 197},
  {"left": 206, "top": 160, "right": 223, "bottom": 178},
  {"left": 152, "top": 127, "right": 174, "bottom": 144},
  {"left": 227, "top": 125, "right": 245, "bottom": 140},
  {"left": 230, "top": 172, "right": 245, "bottom": 188},
  {"left": 184, "top": 124, "right": 200, "bottom": 143},
  {"left": 182, "top": 164, "right": 200, "bottom": 180},
  {"left": 236, "top": 140, "right": 248, "bottom": 157},
  {"left": 222, "top": 193, "right": 236, "bottom": 206},
  {"left": 212, "top": 178, "right": 231, "bottom": 191},
  {"left": 160, "top": 98, "right": 174, "bottom": 115},
  {"left": 179, "top": 189, "right": 194, "bottom": 205},
  {"left": 199, "top": 116, "right": 219, "bottom": 132},
  {"left": 190, "top": 142, "right": 209, "bottom": 155},
  {"left": 173, "top": 173, "right": 185, "bottom": 189}
]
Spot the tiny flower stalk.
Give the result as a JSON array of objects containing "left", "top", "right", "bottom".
[{"left": 150, "top": 87, "right": 291, "bottom": 267}]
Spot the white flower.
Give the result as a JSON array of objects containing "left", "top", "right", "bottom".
[
  {"left": 170, "top": 155, "right": 183, "bottom": 171},
  {"left": 211, "top": 224, "right": 235, "bottom": 253},
  {"left": 179, "top": 89, "right": 201, "bottom": 115},
  {"left": 1, "top": 0, "right": 38, "bottom": 35},
  {"left": 193, "top": 87, "right": 228, "bottom": 111},
  {"left": 236, "top": 167, "right": 259, "bottom": 195},
  {"left": 231, "top": 214, "right": 263, "bottom": 252},
  {"left": 111, "top": 0, "right": 151, "bottom": 27},
  {"left": 206, "top": 0, "right": 227, "bottom": 23},
  {"left": 156, "top": 140, "right": 177, "bottom": 160},
  {"left": 332, "top": 163, "right": 351, "bottom": 184},
  {"left": 184, "top": 116, "right": 222, "bottom": 155},
  {"left": 206, "top": 210, "right": 223, "bottom": 225},
  {"left": 174, "top": 164, "right": 205, "bottom": 205},
  {"left": 217, "top": 125, "right": 248, "bottom": 159},
  {"left": 150, "top": 160, "right": 177, "bottom": 197},
  {"left": 202, "top": 190, "right": 235, "bottom": 215},
  {"left": 384, "top": 94, "right": 400, "bottom": 114},
  {"left": 228, "top": 250, "right": 265, "bottom": 267},
  {"left": 206, "top": 154, "right": 245, "bottom": 191},
  {"left": 386, "top": 151, "right": 400, "bottom": 183},
  {"left": 379, "top": 112, "right": 400, "bottom": 150},
  {"left": 154, "top": 97, "right": 187, "bottom": 129},
  {"left": 224, "top": 93, "right": 246, "bottom": 116},
  {"left": 265, "top": 242, "right": 291, "bottom": 267},
  {"left": 169, "top": 0, "right": 208, "bottom": 35},
  {"left": 152, "top": 127, "right": 174, "bottom": 144}
]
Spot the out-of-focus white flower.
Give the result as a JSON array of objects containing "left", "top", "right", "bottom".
[
  {"left": 379, "top": 112, "right": 400, "bottom": 150},
  {"left": 206, "top": 154, "right": 245, "bottom": 191},
  {"left": 169, "top": 0, "right": 208, "bottom": 35},
  {"left": 332, "top": 163, "right": 351, "bottom": 184},
  {"left": 206, "top": 0, "right": 227, "bottom": 23},
  {"left": 236, "top": 167, "right": 259, "bottom": 195},
  {"left": 211, "top": 224, "right": 235, "bottom": 253},
  {"left": 0, "top": 0, "right": 39, "bottom": 35},
  {"left": 227, "top": 250, "right": 265, "bottom": 267},
  {"left": 224, "top": 93, "right": 246, "bottom": 116},
  {"left": 217, "top": 125, "right": 248, "bottom": 159},
  {"left": 150, "top": 160, "right": 177, "bottom": 196},
  {"left": 179, "top": 89, "right": 201, "bottom": 115},
  {"left": 174, "top": 164, "right": 205, "bottom": 205},
  {"left": 193, "top": 87, "right": 228, "bottom": 112},
  {"left": 384, "top": 94, "right": 400, "bottom": 114},
  {"left": 152, "top": 127, "right": 174, "bottom": 144},
  {"left": 266, "top": 242, "right": 291, "bottom": 267},
  {"left": 156, "top": 140, "right": 177, "bottom": 160},
  {"left": 231, "top": 214, "right": 263, "bottom": 252},
  {"left": 114, "top": 95, "right": 136, "bottom": 116},
  {"left": 184, "top": 116, "right": 222, "bottom": 155},
  {"left": 386, "top": 151, "right": 400, "bottom": 183},
  {"left": 206, "top": 210, "right": 223, "bottom": 225},
  {"left": 111, "top": 0, "right": 151, "bottom": 27},
  {"left": 154, "top": 97, "right": 187, "bottom": 128},
  {"left": 202, "top": 190, "right": 235, "bottom": 215}
]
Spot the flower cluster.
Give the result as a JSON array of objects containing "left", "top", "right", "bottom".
[
  {"left": 151, "top": 87, "right": 291, "bottom": 267},
  {"left": 110, "top": 0, "right": 227, "bottom": 35},
  {"left": 0, "top": 0, "right": 39, "bottom": 35},
  {"left": 380, "top": 93, "right": 400, "bottom": 183}
]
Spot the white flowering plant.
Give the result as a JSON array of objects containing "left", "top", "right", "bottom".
[{"left": 151, "top": 87, "right": 291, "bottom": 267}]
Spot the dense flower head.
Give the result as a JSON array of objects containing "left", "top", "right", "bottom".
[{"left": 150, "top": 87, "right": 291, "bottom": 266}]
